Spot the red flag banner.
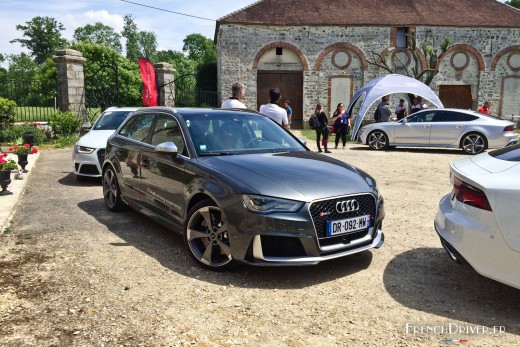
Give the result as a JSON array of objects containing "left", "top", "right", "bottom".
[{"left": 138, "top": 58, "right": 158, "bottom": 106}]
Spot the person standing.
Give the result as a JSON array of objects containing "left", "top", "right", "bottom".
[
  {"left": 259, "top": 88, "right": 289, "bottom": 129},
  {"left": 313, "top": 104, "right": 331, "bottom": 153},
  {"left": 330, "top": 103, "right": 350, "bottom": 149},
  {"left": 284, "top": 100, "right": 293, "bottom": 129},
  {"left": 395, "top": 98, "right": 407, "bottom": 120},
  {"left": 375, "top": 96, "right": 392, "bottom": 123},
  {"left": 410, "top": 96, "right": 425, "bottom": 114},
  {"left": 478, "top": 101, "right": 491, "bottom": 115},
  {"left": 221, "top": 82, "right": 246, "bottom": 109}
]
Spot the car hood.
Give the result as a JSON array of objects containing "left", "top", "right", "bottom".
[
  {"left": 76, "top": 130, "right": 116, "bottom": 148},
  {"left": 196, "top": 151, "right": 377, "bottom": 201}
]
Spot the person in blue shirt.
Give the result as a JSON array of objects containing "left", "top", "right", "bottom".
[
  {"left": 284, "top": 100, "right": 293, "bottom": 129},
  {"left": 330, "top": 103, "right": 351, "bottom": 149}
]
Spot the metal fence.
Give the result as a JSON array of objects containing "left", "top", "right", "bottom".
[{"left": 0, "top": 78, "right": 59, "bottom": 122}]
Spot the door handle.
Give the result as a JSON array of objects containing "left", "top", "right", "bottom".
[{"left": 423, "top": 125, "right": 431, "bottom": 128}]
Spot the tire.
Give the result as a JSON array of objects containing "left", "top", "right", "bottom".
[
  {"left": 367, "top": 130, "right": 389, "bottom": 150},
  {"left": 102, "top": 167, "right": 127, "bottom": 211},
  {"left": 184, "top": 199, "right": 238, "bottom": 271},
  {"left": 461, "top": 132, "right": 487, "bottom": 155}
]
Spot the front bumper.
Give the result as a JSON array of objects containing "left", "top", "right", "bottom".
[
  {"left": 229, "top": 193, "right": 385, "bottom": 266},
  {"left": 434, "top": 194, "right": 520, "bottom": 289},
  {"left": 72, "top": 149, "right": 104, "bottom": 177}
]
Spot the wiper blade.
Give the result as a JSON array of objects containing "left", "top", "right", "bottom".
[{"left": 199, "top": 152, "right": 236, "bottom": 156}]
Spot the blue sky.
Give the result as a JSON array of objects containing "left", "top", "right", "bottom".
[{"left": 0, "top": 0, "right": 258, "bottom": 58}]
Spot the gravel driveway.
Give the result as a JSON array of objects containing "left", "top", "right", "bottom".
[{"left": 1, "top": 142, "right": 519, "bottom": 346}]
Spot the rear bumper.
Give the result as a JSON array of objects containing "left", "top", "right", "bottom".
[{"left": 435, "top": 194, "right": 520, "bottom": 289}]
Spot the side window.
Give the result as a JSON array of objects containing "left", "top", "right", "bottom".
[
  {"left": 430, "top": 111, "right": 447, "bottom": 122},
  {"left": 444, "top": 111, "right": 479, "bottom": 122},
  {"left": 118, "top": 114, "right": 155, "bottom": 142},
  {"left": 150, "top": 115, "right": 186, "bottom": 155},
  {"left": 407, "top": 111, "right": 436, "bottom": 123}
]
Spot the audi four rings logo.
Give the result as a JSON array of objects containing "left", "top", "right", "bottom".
[{"left": 336, "top": 199, "right": 360, "bottom": 213}]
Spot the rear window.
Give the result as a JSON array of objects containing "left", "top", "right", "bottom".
[{"left": 489, "top": 143, "right": 520, "bottom": 162}]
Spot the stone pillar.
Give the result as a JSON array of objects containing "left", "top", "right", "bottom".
[
  {"left": 52, "top": 49, "right": 86, "bottom": 118},
  {"left": 154, "top": 62, "right": 175, "bottom": 107}
]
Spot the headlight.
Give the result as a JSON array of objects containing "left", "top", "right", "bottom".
[
  {"left": 242, "top": 194, "right": 303, "bottom": 214},
  {"left": 75, "top": 145, "right": 95, "bottom": 154}
]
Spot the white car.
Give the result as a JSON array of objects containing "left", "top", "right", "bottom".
[
  {"left": 435, "top": 144, "right": 520, "bottom": 289},
  {"left": 72, "top": 107, "right": 138, "bottom": 179},
  {"left": 357, "top": 108, "right": 518, "bottom": 154}
]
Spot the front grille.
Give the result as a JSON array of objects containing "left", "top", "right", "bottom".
[
  {"left": 309, "top": 194, "right": 377, "bottom": 248},
  {"left": 261, "top": 235, "right": 306, "bottom": 257},
  {"left": 79, "top": 164, "right": 100, "bottom": 175},
  {"left": 97, "top": 149, "right": 106, "bottom": 166}
]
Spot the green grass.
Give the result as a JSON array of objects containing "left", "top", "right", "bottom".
[
  {"left": 299, "top": 128, "right": 358, "bottom": 144},
  {"left": 15, "top": 106, "right": 58, "bottom": 122}
]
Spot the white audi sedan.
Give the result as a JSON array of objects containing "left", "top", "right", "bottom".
[
  {"left": 357, "top": 108, "right": 518, "bottom": 154},
  {"left": 72, "top": 107, "right": 138, "bottom": 179},
  {"left": 435, "top": 143, "right": 520, "bottom": 289}
]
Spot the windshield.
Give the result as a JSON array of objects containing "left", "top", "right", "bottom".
[
  {"left": 93, "top": 110, "right": 134, "bottom": 130},
  {"left": 183, "top": 112, "right": 306, "bottom": 156}
]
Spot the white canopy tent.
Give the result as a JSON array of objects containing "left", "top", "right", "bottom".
[{"left": 348, "top": 74, "right": 444, "bottom": 139}]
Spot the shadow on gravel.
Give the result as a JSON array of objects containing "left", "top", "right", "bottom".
[
  {"left": 78, "top": 198, "right": 374, "bottom": 289},
  {"left": 349, "top": 146, "right": 467, "bottom": 156},
  {"left": 384, "top": 247, "right": 520, "bottom": 335},
  {"left": 58, "top": 172, "right": 102, "bottom": 187}
]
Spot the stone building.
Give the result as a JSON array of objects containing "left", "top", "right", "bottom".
[{"left": 215, "top": 0, "right": 520, "bottom": 128}]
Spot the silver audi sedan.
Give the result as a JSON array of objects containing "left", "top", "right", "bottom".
[{"left": 357, "top": 108, "right": 518, "bottom": 154}]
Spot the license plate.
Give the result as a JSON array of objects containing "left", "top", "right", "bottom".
[{"left": 326, "top": 215, "right": 370, "bottom": 237}]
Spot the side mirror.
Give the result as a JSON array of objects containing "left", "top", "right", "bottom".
[
  {"left": 298, "top": 137, "right": 307, "bottom": 146},
  {"left": 401, "top": 118, "right": 408, "bottom": 124},
  {"left": 155, "top": 142, "right": 178, "bottom": 155},
  {"left": 80, "top": 121, "right": 92, "bottom": 135}
]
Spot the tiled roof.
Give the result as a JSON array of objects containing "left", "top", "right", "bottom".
[{"left": 217, "top": 0, "right": 520, "bottom": 28}]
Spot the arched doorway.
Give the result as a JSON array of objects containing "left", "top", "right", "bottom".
[{"left": 255, "top": 44, "right": 305, "bottom": 128}]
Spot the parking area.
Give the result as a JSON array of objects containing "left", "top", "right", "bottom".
[{"left": 0, "top": 145, "right": 519, "bottom": 346}]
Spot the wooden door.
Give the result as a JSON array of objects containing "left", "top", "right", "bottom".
[
  {"left": 439, "top": 85, "right": 473, "bottom": 109},
  {"left": 257, "top": 71, "right": 303, "bottom": 128}
]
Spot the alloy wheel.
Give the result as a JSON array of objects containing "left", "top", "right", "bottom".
[
  {"left": 368, "top": 131, "right": 388, "bottom": 150},
  {"left": 462, "top": 134, "right": 486, "bottom": 154},
  {"left": 185, "top": 203, "right": 234, "bottom": 269}
]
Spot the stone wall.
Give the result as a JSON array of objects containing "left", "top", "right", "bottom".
[{"left": 217, "top": 24, "right": 520, "bottom": 126}]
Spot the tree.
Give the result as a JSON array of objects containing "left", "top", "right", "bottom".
[
  {"left": 182, "top": 34, "right": 217, "bottom": 65},
  {"left": 6, "top": 53, "right": 37, "bottom": 80},
  {"left": 73, "top": 22, "right": 122, "bottom": 53},
  {"left": 122, "top": 15, "right": 157, "bottom": 62},
  {"left": 122, "top": 14, "right": 140, "bottom": 62},
  {"left": 505, "top": 0, "right": 520, "bottom": 9},
  {"left": 10, "top": 16, "right": 67, "bottom": 65},
  {"left": 137, "top": 31, "right": 157, "bottom": 60},
  {"left": 367, "top": 29, "right": 450, "bottom": 86}
]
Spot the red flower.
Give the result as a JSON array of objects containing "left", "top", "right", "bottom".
[
  {"left": 31, "top": 147, "right": 38, "bottom": 154},
  {"left": 24, "top": 144, "right": 30, "bottom": 149}
]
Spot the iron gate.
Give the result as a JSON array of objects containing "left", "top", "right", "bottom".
[
  {"left": 158, "top": 73, "right": 221, "bottom": 108},
  {"left": 0, "top": 78, "right": 59, "bottom": 122},
  {"left": 84, "top": 63, "right": 119, "bottom": 121}
]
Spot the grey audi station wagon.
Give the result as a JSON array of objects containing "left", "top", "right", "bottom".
[{"left": 102, "top": 107, "right": 384, "bottom": 270}]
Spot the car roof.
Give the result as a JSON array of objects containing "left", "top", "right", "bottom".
[{"left": 104, "top": 107, "right": 140, "bottom": 112}]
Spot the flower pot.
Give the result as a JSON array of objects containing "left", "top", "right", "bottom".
[
  {"left": 22, "top": 133, "right": 36, "bottom": 148},
  {"left": 17, "top": 153, "right": 29, "bottom": 173},
  {"left": 0, "top": 170, "right": 12, "bottom": 196}
]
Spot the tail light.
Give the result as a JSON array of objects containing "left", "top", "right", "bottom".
[
  {"left": 503, "top": 125, "right": 515, "bottom": 132},
  {"left": 452, "top": 176, "right": 492, "bottom": 211}
]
